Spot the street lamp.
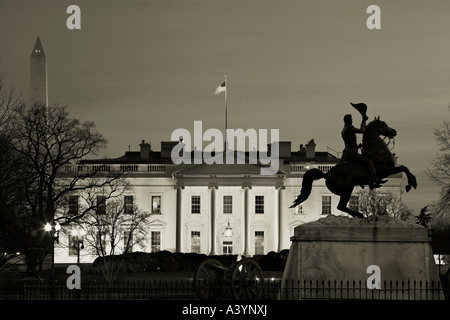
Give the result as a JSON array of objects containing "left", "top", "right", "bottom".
[
  {"left": 71, "top": 228, "right": 85, "bottom": 266},
  {"left": 44, "top": 222, "right": 61, "bottom": 242},
  {"left": 44, "top": 221, "right": 61, "bottom": 300}
]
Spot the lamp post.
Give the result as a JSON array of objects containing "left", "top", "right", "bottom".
[
  {"left": 71, "top": 228, "right": 85, "bottom": 266},
  {"left": 44, "top": 222, "right": 60, "bottom": 300}
]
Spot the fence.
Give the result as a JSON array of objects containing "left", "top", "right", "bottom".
[
  {"left": 0, "top": 278, "right": 447, "bottom": 301},
  {"left": 278, "top": 279, "right": 446, "bottom": 300},
  {"left": 0, "top": 279, "right": 196, "bottom": 300}
]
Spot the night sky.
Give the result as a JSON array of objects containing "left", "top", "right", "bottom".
[{"left": 1, "top": 0, "right": 449, "bottom": 214}]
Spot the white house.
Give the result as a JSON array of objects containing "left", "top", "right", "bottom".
[{"left": 54, "top": 139, "right": 406, "bottom": 264}]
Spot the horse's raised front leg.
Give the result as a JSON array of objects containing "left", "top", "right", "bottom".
[{"left": 381, "top": 165, "right": 417, "bottom": 192}]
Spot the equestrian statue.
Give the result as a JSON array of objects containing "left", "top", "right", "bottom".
[{"left": 290, "top": 102, "right": 417, "bottom": 218}]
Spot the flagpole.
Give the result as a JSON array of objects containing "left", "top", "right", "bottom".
[{"left": 224, "top": 75, "right": 228, "bottom": 151}]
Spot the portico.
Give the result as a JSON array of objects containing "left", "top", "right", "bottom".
[{"left": 172, "top": 163, "right": 286, "bottom": 256}]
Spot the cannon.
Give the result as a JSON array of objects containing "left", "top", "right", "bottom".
[{"left": 193, "top": 257, "right": 264, "bottom": 300}]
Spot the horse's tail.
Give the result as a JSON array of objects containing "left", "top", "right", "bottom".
[{"left": 290, "top": 168, "right": 326, "bottom": 208}]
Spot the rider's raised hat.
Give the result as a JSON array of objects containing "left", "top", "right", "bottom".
[{"left": 350, "top": 102, "right": 367, "bottom": 117}]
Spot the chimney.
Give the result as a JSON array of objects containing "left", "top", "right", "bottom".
[
  {"left": 278, "top": 141, "right": 291, "bottom": 158},
  {"left": 267, "top": 141, "right": 291, "bottom": 159},
  {"left": 161, "top": 141, "right": 179, "bottom": 158},
  {"left": 305, "top": 139, "right": 316, "bottom": 160},
  {"left": 140, "top": 140, "right": 151, "bottom": 160}
]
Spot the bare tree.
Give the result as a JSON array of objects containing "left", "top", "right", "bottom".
[
  {"left": 79, "top": 189, "right": 152, "bottom": 286},
  {"left": 0, "top": 68, "right": 31, "bottom": 270},
  {"left": 354, "top": 189, "right": 413, "bottom": 220},
  {"left": 9, "top": 104, "right": 122, "bottom": 228},
  {"left": 426, "top": 106, "right": 450, "bottom": 222},
  {"left": 6, "top": 103, "right": 123, "bottom": 272},
  {"left": 426, "top": 111, "right": 450, "bottom": 261},
  {"left": 0, "top": 70, "right": 21, "bottom": 132}
]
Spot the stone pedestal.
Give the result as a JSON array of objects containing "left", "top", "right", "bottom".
[{"left": 279, "top": 215, "right": 444, "bottom": 300}]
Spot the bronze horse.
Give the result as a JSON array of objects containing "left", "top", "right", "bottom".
[{"left": 290, "top": 117, "right": 417, "bottom": 218}]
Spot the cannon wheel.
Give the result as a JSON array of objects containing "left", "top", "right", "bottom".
[
  {"left": 193, "top": 258, "right": 225, "bottom": 300},
  {"left": 229, "top": 258, "right": 264, "bottom": 300}
]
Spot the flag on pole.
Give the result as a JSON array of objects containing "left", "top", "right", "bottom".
[
  {"left": 214, "top": 81, "right": 226, "bottom": 95},
  {"left": 215, "top": 77, "right": 228, "bottom": 151}
]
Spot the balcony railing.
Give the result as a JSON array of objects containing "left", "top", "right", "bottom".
[
  {"left": 64, "top": 164, "right": 167, "bottom": 173},
  {"left": 290, "top": 164, "right": 335, "bottom": 173}
]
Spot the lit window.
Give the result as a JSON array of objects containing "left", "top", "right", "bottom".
[
  {"left": 124, "top": 196, "right": 134, "bottom": 214},
  {"left": 191, "top": 231, "right": 200, "bottom": 253},
  {"left": 191, "top": 196, "right": 201, "bottom": 214},
  {"left": 255, "top": 231, "right": 264, "bottom": 255},
  {"left": 222, "top": 241, "right": 233, "bottom": 255},
  {"left": 255, "top": 196, "right": 264, "bottom": 214},
  {"left": 151, "top": 231, "right": 161, "bottom": 253},
  {"left": 293, "top": 197, "right": 304, "bottom": 215},
  {"left": 68, "top": 196, "right": 79, "bottom": 215},
  {"left": 124, "top": 231, "right": 133, "bottom": 253},
  {"left": 321, "top": 196, "right": 331, "bottom": 215},
  {"left": 151, "top": 195, "right": 161, "bottom": 214},
  {"left": 96, "top": 195, "right": 106, "bottom": 215},
  {"left": 68, "top": 234, "right": 78, "bottom": 256},
  {"left": 223, "top": 195, "right": 232, "bottom": 214},
  {"left": 349, "top": 196, "right": 359, "bottom": 212}
]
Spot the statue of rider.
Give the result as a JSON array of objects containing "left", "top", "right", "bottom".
[{"left": 341, "top": 103, "right": 385, "bottom": 189}]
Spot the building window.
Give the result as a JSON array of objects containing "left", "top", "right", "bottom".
[
  {"left": 223, "top": 195, "right": 232, "bottom": 214},
  {"left": 322, "top": 195, "right": 332, "bottom": 215},
  {"left": 151, "top": 195, "right": 161, "bottom": 214},
  {"left": 124, "top": 196, "right": 134, "bottom": 214},
  {"left": 96, "top": 195, "right": 106, "bottom": 215},
  {"left": 255, "top": 231, "right": 264, "bottom": 255},
  {"left": 191, "top": 196, "right": 201, "bottom": 214},
  {"left": 124, "top": 231, "right": 133, "bottom": 253},
  {"left": 349, "top": 195, "right": 359, "bottom": 212},
  {"left": 151, "top": 231, "right": 161, "bottom": 253},
  {"left": 68, "top": 196, "right": 79, "bottom": 215},
  {"left": 222, "top": 241, "right": 233, "bottom": 255},
  {"left": 255, "top": 196, "right": 264, "bottom": 214},
  {"left": 191, "top": 231, "right": 201, "bottom": 253},
  {"left": 68, "top": 235, "right": 77, "bottom": 256},
  {"left": 293, "top": 197, "right": 304, "bottom": 215}
]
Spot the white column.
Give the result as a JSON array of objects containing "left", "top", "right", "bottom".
[
  {"left": 277, "top": 186, "right": 285, "bottom": 252},
  {"left": 175, "top": 185, "right": 184, "bottom": 252},
  {"left": 209, "top": 185, "right": 218, "bottom": 255},
  {"left": 242, "top": 184, "right": 251, "bottom": 256},
  {"left": 273, "top": 187, "right": 279, "bottom": 252}
]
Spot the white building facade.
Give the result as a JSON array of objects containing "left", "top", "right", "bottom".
[{"left": 54, "top": 139, "right": 406, "bottom": 264}]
